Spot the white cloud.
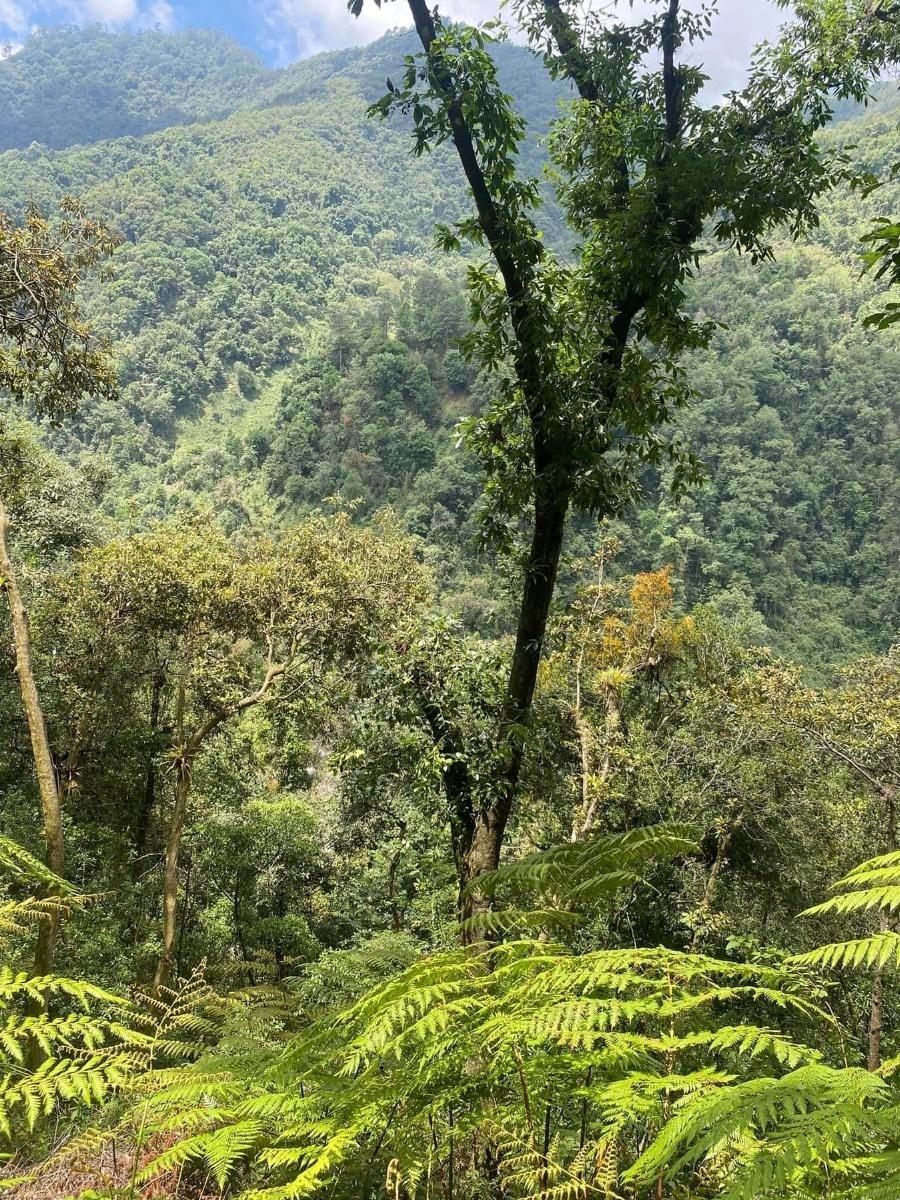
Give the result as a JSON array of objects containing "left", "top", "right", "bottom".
[
  {"left": 70, "top": 0, "right": 138, "bottom": 20},
  {"left": 0, "top": 0, "right": 27, "bottom": 34},
  {"left": 257, "top": 0, "right": 497, "bottom": 64},
  {"left": 688, "top": 4, "right": 790, "bottom": 94},
  {"left": 0, "top": 0, "right": 176, "bottom": 42},
  {"left": 257, "top": 0, "right": 793, "bottom": 93}
]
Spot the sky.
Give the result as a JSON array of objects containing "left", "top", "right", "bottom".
[{"left": 0, "top": 0, "right": 789, "bottom": 88}]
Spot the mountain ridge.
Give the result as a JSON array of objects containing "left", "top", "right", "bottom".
[{"left": 2, "top": 24, "right": 895, "bottom": 158}]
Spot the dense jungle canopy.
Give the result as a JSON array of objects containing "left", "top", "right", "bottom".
[{"left": 0, "top": 3, "right": 899, "bottom": 1197}]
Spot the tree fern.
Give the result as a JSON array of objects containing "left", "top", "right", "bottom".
[
  {"left": 626, "top": 850, "right": 900, "bottom": 1198},
  {"left": 0, "top": 833, "right": 73, "bottom": 938},
  {"left": 474, "top": 823, "right": 698, "bottom": 906},
  {"left": 121, "top": 828, "right": 830, "bottom": 1200},
  {"left": 0, "top": 835, "right": 74, "bottom": 895},
  {"left": 55, "top": 843, "right": 900, "bottom": 1200},
  {"left": 464, "top": 822, "right": 697, "bottom": 939},
  {"left": 0, "top": 837, "right": 137, "bottom": 1151},
  {"left": 21, "top": 969, "right": 294, "bottom": 1195},
  {"left": 792, "top": 851, "right": 900, "bottom": 972}
]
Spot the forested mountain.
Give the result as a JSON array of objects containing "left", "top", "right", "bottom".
[
  {"left": 1, "top": 9, "right": 900, "bottom": 1197},
  {"left": 0, "top": 27, "right": 267, "bottom": 151},
  {"left": 0, "top": 27, "right": 895, "bottom": 668}
]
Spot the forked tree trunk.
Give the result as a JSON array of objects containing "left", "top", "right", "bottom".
[{"left": 0, "top": 498, "right": 65, "bottom": 976}]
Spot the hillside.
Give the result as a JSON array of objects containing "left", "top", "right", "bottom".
[
  {"left": 0, "top": 27, "right": 897, "bottom": 669},
  {"left": 0, "top": 26, "right": 267, "bottom": 151}
]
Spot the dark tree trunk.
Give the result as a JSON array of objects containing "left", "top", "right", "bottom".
[
  {"left": 388, "top": 849, "right": 403, "bottom": 933},
  {"left": 233, "top": 885, "right": 256, "bottom": 985},
  {"left": 464, "top": 489, "right": 570, "bottom": 907},
  {"left": 868, "top": 953, "right": 886, "bottom": 1072},
  {"left": 404, "top": 0, "right": 622, "bottom": 914}
]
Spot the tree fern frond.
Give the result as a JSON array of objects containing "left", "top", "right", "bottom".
[
  {"left": 627, "top": 1065, "right": 888, "bottom": 1189},
  {"left": 844, "top": 851, "right": 900, "bottom": 878},
  {"left": 0, "top": 966, "right": 122, "bottom": 1010},
  {"left": 791, "top": 931, "right": 900, "bottom": 972},
  {"left": 803, "top": 887, "right": 900, "bottom": 918},
  {"left": 100, "top": 849, "right": 900, "bottom": 1200},
  {"left": 242, "top": 1127, "right": 361, "bottom": 1200},
  {"left": 801, "top": 852, "right": 900, "bottom": 922},
  {"left": 0, "top": 834, "right": 73, "bottom": 894},
  {"left": 460, "top": 907, "right": 582, "bottom": 939},
  {"left": 473, "top": 823, "right": 697, "bottom": 907}
]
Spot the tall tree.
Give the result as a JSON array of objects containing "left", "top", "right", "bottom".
[
  {"left": 0, "top": 200, "right": 115, "bottom": 974},
  {"left": 355, "top": 0, "right": 900, "bottom": 901}
]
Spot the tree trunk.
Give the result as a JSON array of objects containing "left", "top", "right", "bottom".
[
  {"left": 153, "top": 761, "right": 191, "bottom": 993},
  {"left": 432, "top": 489, "right": 571, "bottom": 939},
  {"left": 133, "top": 670, "right": 164, "bottom": 880},
  {"left": 868, "top": 934, "right": 886, "bottom": 1071},
  {"left": 868, "top": 785, "right": 896, "bottom": 1071},
  {"left": 464, "top": 488, "right": 570, "bottom": 916},
  {"left": 176, "top": 851, "right": 193, "bottom": 979},
  {"left": 150, "top": 660, "right": 286, "bottom": 991},
  {"left": 690, "top": 810, "right": 742, "bottom": 952},
  {"left": 0, "top": 498, "right": 64, "bottom": 976},
  {"left": 460, "top": 810, "right": 505, "bottom": 932},
  {"left": 388, "top": 848, "right": 403, "bottom": 933},
  {"left": 233, "top": 884, "right": 256, "bottom": 985},
  {"left": 572, "top": 686, "right": 622, "bottom": 842},
  {"left": 500, "top": 488, "right": 570, "bottom": 759},
  {"left": 407, "top": 0, "right": 573, "bottom": 902}
]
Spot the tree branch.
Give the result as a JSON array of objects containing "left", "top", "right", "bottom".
[
  {"left": 542, "top": 0, "right": 598, "bottom": 101},
  {"left": 661, "top": 0, "right": 683, "bottom": 143}
]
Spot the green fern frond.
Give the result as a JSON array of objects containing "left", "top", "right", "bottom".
[
  {"left": 460, "top": 907, "right": 582, "bottom": 939},
  {"left": 0, "top": 835, "right": 73, "bottom": 894},
  {"left": 802, "top": 852, "right": 900, "bottom": 921},
  {"left": 627, "top": 1064, "right": 888, "bottom": 1191},
  {"left": 792, "top": 931, "right": 900, "bottom": 972},
  {"left": 0, "top": 966, "right": 121, "bottom": 1010},
  {"left": 103, "top": 844, "right": 900, "bottom": 1200},
  {"left": 844, "top": 850, "right": 900, "bottom": 879},
  {"left": 836, "top": 1147, "right": 900, "bottom": 1200},
  {"left": 473, "top": 823, "right": 697, "bottom": 907},
  {"left": 804, "top": 887, "right": 900, "bottom": 918},
  {"left": 0, "top": 895, "right": 68, "bottom": 937}
]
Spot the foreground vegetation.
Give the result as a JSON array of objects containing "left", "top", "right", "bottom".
[{"left": 0, "top": 0, "right": 899, "bottom": 1196}]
